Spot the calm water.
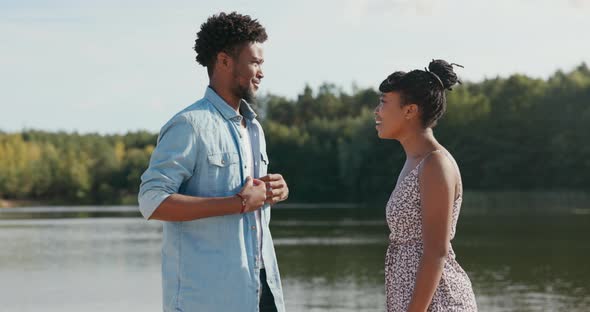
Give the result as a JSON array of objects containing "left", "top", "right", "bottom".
[{"left": 0, "top": 203, "right": 589, "bottom": 311}]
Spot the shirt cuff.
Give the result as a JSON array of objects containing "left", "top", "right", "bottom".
[{"left": 138, "top": 190, "right": 172, "bottom": 219}]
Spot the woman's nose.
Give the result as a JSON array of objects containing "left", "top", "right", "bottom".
[{"left": 374, "top": 104, "right": 381, "bottom": 115}]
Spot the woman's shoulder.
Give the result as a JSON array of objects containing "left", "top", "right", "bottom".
[{"left": 418, "top": 150, "right": 457, "bottom": 184}]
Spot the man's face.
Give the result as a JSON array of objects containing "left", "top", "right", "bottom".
[{"left": 230, "top": 42, "right": 264, "bottom": 103}]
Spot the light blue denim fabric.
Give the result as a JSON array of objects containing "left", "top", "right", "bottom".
[{"left": 138, "top": 87, "right": 285, "bottom": 312}]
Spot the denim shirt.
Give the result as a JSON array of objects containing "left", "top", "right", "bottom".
[{"left": 138, "top": 87, "right": 285, "bottom": 312}]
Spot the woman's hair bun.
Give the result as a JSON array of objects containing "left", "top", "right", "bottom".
[{"left": 428, "top": 59, "right": 461, "bottom": 90}]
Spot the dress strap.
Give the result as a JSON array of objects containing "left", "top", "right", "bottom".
[
  {"left": 417, "top": 150, "right": 443, "bottom": 169},
  {"left": 417, "top": 149, "right": 463, "bottom": 199}
]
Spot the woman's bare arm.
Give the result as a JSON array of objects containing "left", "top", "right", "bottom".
[{"left": 407, "top": 152, "right": 457, "bottom": 312}]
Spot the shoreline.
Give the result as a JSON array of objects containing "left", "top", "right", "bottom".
[
  {"left": 0, "top": 199, "right": 43, "bottom": 208},
  {"left": 2, "top": 190, "right": 589, "bottom": 210}
]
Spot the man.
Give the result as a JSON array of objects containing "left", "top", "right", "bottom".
[{"left": 138, "top": 12, "right": 289, "bottom": 312}]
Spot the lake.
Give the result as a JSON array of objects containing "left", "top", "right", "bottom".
[{"left": 1, "top": 195, "right": 589, "bottom": 311}]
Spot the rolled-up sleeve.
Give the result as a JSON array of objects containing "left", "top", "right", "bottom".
[{"left": 138, "top": 115, "right": 198, "bottom": 219}]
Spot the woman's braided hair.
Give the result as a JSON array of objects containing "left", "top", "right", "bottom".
[{"left": 379, "top": 59, "right": 463, "bottom": 128}]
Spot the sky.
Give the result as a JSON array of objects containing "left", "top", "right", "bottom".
[{"left": 1, "top": 0, "right": 589, "bottom": 134}]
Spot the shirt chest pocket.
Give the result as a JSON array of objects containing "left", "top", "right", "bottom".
[{"left": 206, "top": 152, "right": 241, "bottom": 195}]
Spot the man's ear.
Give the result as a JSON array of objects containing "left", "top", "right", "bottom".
[{"left": 216, "top": 52, "right": 233, "bottom": 72}]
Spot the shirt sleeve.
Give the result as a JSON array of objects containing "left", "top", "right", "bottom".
[{"left": 137, "top": 115, "right": 198, "bottom": 219}]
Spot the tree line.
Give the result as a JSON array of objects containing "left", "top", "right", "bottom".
[{"left": 1, "top": 63, "right": 589, "bottom": 205}]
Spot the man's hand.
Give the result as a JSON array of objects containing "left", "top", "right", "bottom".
[
  {"left": 238, "top": 177, "right": 267, "bottom": 212},
  {"left": 259, "top": 174, "right": 289, "bottom": 205}
]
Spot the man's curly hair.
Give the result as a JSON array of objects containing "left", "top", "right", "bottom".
[{"left": 194, "top": 12, "right": 268, "bottom": 75}]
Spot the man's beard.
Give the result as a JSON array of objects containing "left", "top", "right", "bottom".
[
  {"left": 233, "top": 83, "right": 255, "bottom": 104},
  {"left": 232, "top": 69, "right": 256, "bottom": 103}
]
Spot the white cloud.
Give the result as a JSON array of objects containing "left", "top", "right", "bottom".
[
  {"left": 569, "top": 0, "right": 590, "bottom": 8},
  {"left": 343, "top": 0, "right": 441, "bottom": 22}
]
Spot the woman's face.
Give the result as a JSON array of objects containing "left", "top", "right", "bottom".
[{"left": 374, "top": 91, "right": 408, "bottom": 140}]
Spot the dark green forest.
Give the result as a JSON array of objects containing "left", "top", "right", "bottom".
[{"left": 1, "top": 64, "right": 589, "bottom": 205}]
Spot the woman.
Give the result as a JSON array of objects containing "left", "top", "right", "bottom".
[{"left": 375, "top": 60, "right": 477, "bottom": 311}]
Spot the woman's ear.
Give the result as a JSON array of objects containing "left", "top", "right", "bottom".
[{"left": 405, "top": 103, "right": 419, "bottom": 120}]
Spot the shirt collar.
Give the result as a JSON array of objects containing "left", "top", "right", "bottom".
[{"left": 204, "top": 87, "right": 257, "bottom": 121}]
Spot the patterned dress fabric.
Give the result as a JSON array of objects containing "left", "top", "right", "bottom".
[{"left": 385, "top": 150, "right": 477, "bottom": 311}]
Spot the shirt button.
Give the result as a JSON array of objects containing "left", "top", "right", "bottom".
[
  {"left": 251, "top": 225, "right": 256, "bottom": 230},
  {"left": 221, "top": 160, "right": 225, "bottom": 164}
]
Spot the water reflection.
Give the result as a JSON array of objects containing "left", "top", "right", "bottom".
[{"left": 0, "top": 207, "right": 588, "bottom": 311}]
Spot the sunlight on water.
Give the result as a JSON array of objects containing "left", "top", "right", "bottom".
[{"left": 0, "top": 203, "right": 589, "bottom": 311}]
